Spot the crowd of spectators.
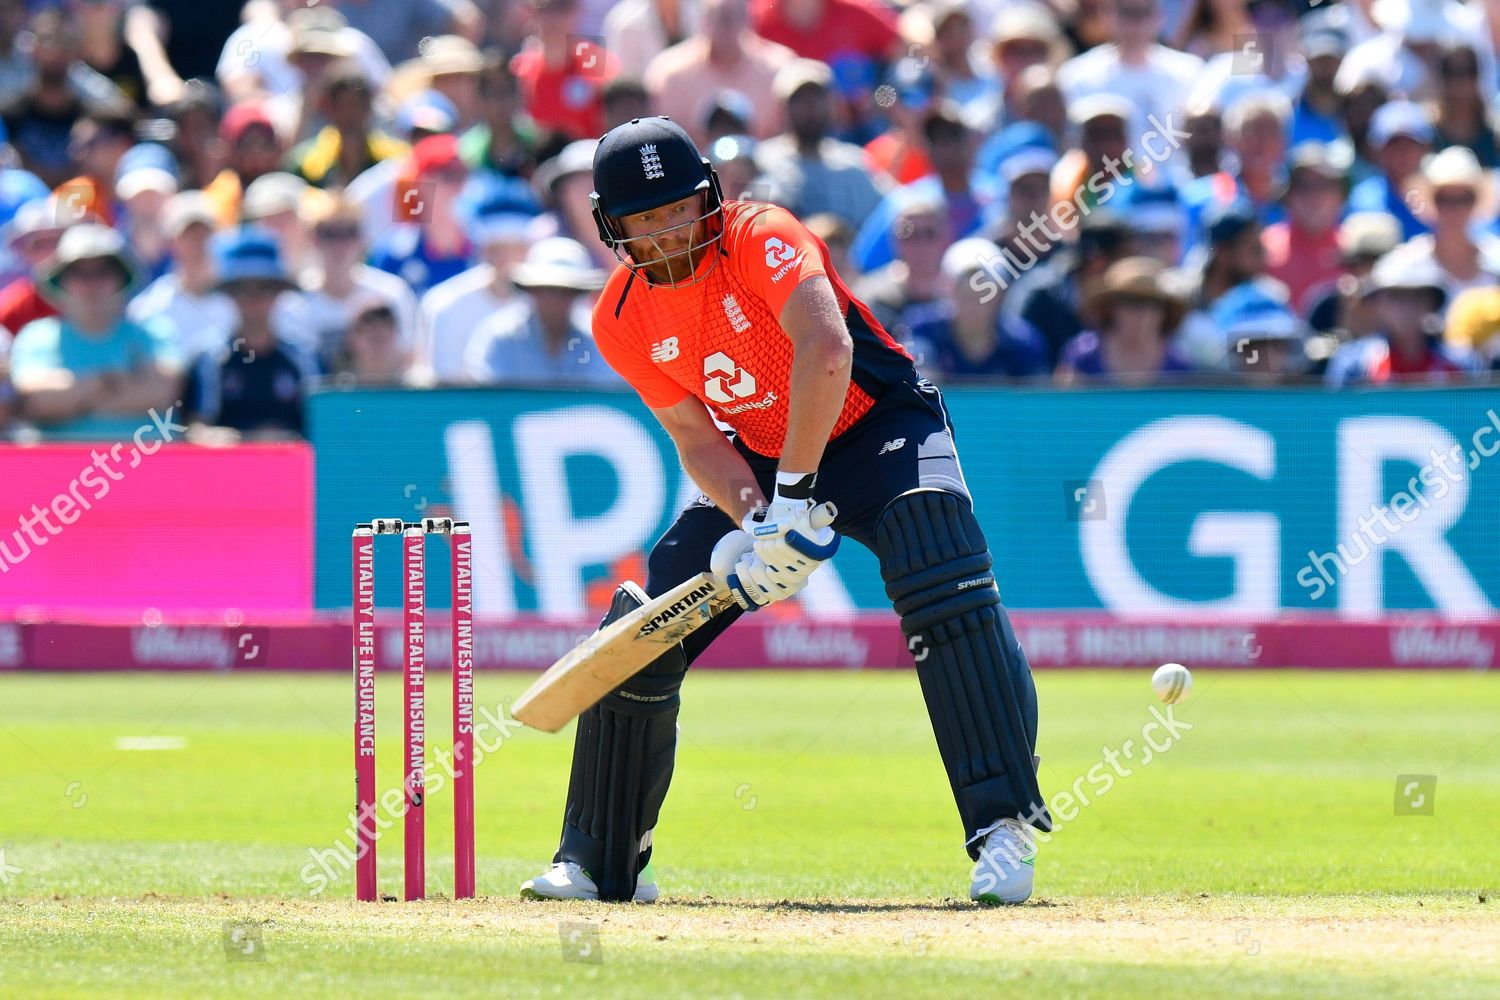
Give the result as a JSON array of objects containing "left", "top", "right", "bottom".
[{"left": 0, "top": 0, "right": 1498, "bottom": 440}]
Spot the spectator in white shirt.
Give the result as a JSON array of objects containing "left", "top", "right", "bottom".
[
  {"left": 416, "top": 189, "right": 548, "bottom": 383},
  {"left": 1058, "top": 0, "right": 1203, "bottom": 142}
]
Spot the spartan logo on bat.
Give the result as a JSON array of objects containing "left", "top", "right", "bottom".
[
  {"left": 637, "top": 581, "right": 718, "bottom": 636},
  {"left": 703, "top": 351, "right": 756, "bottom": 403}
]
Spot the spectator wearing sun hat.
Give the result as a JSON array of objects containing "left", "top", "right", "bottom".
[
  {"left": 113, "top": 143, "right": 181, "bottom": 281},
  {"left": 1262, "top": 141, "right": 1351, "bottom": 315},
  {"left": 10, "top": 224, "right": 180, "bottom": 438},
  {"left": 1055, "top": 255, "right": 1195, "bottom": 386},
  {"left": 1304, "top": 211, "right": 1403, "bottom": 347},
  {"left": 1380, "top": 146, "right": 1500, "bottom": 300},
  {"left": 418, "top": 184, "right": 550, "bottom": 383},
  {"left": 463, "top": 236, "right": 620, "bottom": 386},
  {"left": 390, "top": 34, "right": 487, "bottom": 130},
  {"left": 901, "top": 236, "right": 1049, "bottom": 381},
  {"left": 1347, "top": 101, "right": 1436, "bottom": 242},
  {"left": 343, "top": 90, "right": 462, "bottom": 243},
  {"left": 0, "top": 199, "right": 66, "bottom": 337},
  {"left": 1324, "top": 253, "right": 1482, "bottom": 386},
  {"left": 183, "top": 227, "right": 320, "bottom": 439}
]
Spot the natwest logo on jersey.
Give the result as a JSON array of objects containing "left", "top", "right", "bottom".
[
  {"left": 763, "top": 236, "right": 804, "bottom": 284},
  {"left": 703, "top": 351, "right": 756, "bottom": 403}
]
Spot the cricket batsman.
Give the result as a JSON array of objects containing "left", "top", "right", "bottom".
[{"left": 520, "top": 117, "right": 1050, "bottom": 905}]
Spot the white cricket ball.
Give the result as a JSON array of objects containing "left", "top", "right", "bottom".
[{"left": 1152, "top": 663, "right": 1193, "bottom": 704}]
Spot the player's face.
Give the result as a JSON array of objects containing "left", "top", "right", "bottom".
[{"left": 618, "top": 192, "right": 710, "bottom": 284}]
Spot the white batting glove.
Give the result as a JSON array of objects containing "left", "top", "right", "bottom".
[
  {"left": 728, "top": 548, "right": 812, "bottom": 610},
  {"left": 710, "top": 529, "right": 766, "bottom": 610}
]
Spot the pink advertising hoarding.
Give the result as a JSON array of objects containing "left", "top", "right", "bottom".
[{"left": 0, "top": 443, "right": 313, "bottom": 614}]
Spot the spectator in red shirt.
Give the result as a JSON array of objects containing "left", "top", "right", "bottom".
[
  {"left": 510, "top": 0, "right": 619, "bottom": 143},
  {"left": 1263, "top": 142, "right": 1349, "bottom": 316},
  {"left": 0, "top": 200, "right": 65, "bottom": 336},
  {"left": 750, "top": 0, "right": 901, "bottom": 65}
]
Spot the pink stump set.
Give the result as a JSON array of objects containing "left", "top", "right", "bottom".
[{"left": 352, "top": 517, "right": 474, "bottom": 901}]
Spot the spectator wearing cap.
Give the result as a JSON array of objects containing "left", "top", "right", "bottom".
[
  {"left": 216, "top": 4, "right": 391, "bottom": 110},
  {"left": 298, "top": 194, "right": 419, "bottom": 370},
  {"left": 976, "top": 119, "right": 1053, "bottom": 193},
  {"left": 510, "top": 0, "right": 620, "bottom": 143},
  {"left": 755, "top": 59, "right": 887, "bottom": 228},
  {"left": 184, "top": 227, "right": 320, "bottom": 438},
  {"left": 1262, "top": 141, "right": 1350, "bottom": 315},
  {"left": 336, "top": 0, "right": 484, "bottom": 67},
  {"left": 241, "top": 171, "right": 317, "bottom": 283},
  {"left": 1056, "top": 256, "right": 1194, "bottom": 386},
  {"left": 534, "top": 138, "right": 613, "bottom": 269},
  {"left": 114, "top": 143, "right": 181, "bottom": 281},
  {"left": 0, "top": 200, "right": 64, "bottom": 336},
  {"left": 644, "top": 0, "right": 795, "bottom": 147},
  {"left": 902, "top": 236, "right": 1049, "bottom": 381},
  {"left": 1118, "top": 183, "right": 1187, "bottom": 267},
  {"left": 417, "top": 188, "right": 545, "bottom": 383},
  {"left": 702, "top": 90, "right": 756, "bottom": 145},
  {"left": 345, "top": 89, "right": 464, "bottom": 243},
  {"left": 1180, "top": 92, "right": 1291, "bottom": 255},
  {"left": 203, "top": 102, "right": 284, "bottom": 228},
  {"left": 10, "top": 224, "right": 180, "bottom": 437},
  {"left": 1003, "top": 209, "right": 1135, "bottom": 366},
  {"left": 864, "top": 57, "right": 939, "bottom": 188},
  {"left": 1347, "top": 101, "right": 1435, "bottom": 242},
  {"left": 1214, "top": 282, "right": 1312, "bottom": 385},
  {"left": 166, "top": 80, "right": 226, "bottom": 192},
  {"left": 1051, "top": 94, "right": 1131, "bottom": 215},
  {"left": 989, "top": 146, "right": 1057, "bottom": 261},
  {"left": 463, "top": 236, "right": 620, "bottom": 386},
  {"left": 1431, "top": 42, "right": 1500, "bottom": 169},
  {"left": 460, "top": 57, "right": 539, "bottom": 180},
  {"left": 1332, "top": 69, "right": 1388, "bottom": 188},
  {"left": 1191, "top": 0, "right": 1306, "bottom": 114},
  {"left": 970, "top": 4, "right": 1071, "bottom": 135},
  {"left": 1324, "top": 253, "right": 1482, "bottom": 385},
  {"left": 127, "top": 190, "right": 239, "bottom": 360},
  {"left": 1304, "top": 211, "right": 1402, "bottom": 345},
  {"left": 1289, "top": 7, "right": 1351, "bottom": 148},
  {"left": 390, "top": 34, "right": 486, "bottom": 130},
  {"left": 1339, "top": 0, "right": 1490, "bottom": 104},
  {"left": 56, "top": 112, "right": 137, "bottom": 227},
  {"left": 852, "top": 104, "right": 994, "bottom": 274},
  {"left": 1057, "top": 0, "right": 1203, "bottom": 143},
  {"left": 1170, "top": 196, "right": 1287, "bottom": 369},
  {"left": 369, "top": 133, "right": 474, "bottom": 295},
  {"left": 335, "top": 297, "right": 414, "bottom": 386},
  {"left": 853, "top": 197, "right": 952, "bottom": 341},
  {"left": 750, "top": 0, "right": 901, "bottom": 64},
  {"left": 0, "top": 167, "right": 52, "bottom": 288},
  {"left": 605, "top": 0, "right": 701, "bottom": 79},
  {"left": 288, "top": 62, "right": 408, "bottom": 190},
  {"left": 1382, "top": 146, "right": 1500, "bottom": 300},
  {"left": 0, "top": 10, "right": 132, "bottom": 189}
]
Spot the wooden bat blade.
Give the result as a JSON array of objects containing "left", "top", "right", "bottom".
[{"left": 512, "top": 573, "right": 737, "bottom": 732}]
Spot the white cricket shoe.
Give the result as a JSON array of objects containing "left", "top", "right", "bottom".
[
  {"left": 970, "top": 819, "right": 1036, "bottom": 905},
  {"left": 519, "top": 861, "right": 659, "bottom": 903}
]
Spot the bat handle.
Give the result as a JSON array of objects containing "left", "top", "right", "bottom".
[{"left": 811, "top": 502, "right": 837, "bottom": 530}]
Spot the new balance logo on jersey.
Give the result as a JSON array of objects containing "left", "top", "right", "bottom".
[
  {"left": 878, "top": 438, "right": 907, "bottom": 455},
  {"left": 722, "top": 295, "right": 750, "bottom": 333},
  {"left": 703, "top": 351, "right": 756, "bottom": 403},
  {"left": 650, "top": 337, "right": 680, "bottom": 362},
  {"left": 641, "top": 144, "right": 664, "bottom": 180}
]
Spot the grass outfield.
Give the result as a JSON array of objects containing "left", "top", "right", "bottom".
[{"left": 0, "top": 669, "right": 1496, "bottom": 998}]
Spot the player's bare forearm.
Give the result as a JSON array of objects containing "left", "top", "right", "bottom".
[
  {"left": 653, "top": 397, "right": 767, "bottom": 521},
  {"left": 778, "top": 276, "right": 853, "bottom": 475}
]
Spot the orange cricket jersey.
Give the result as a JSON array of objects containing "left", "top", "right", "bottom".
[{"left": 592, "top": 201, "right": 916, "bottom": 457}]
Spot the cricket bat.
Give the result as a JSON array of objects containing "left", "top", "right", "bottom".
[{"left": 512, "top": 503, "right": 836, "bottom": 732}]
